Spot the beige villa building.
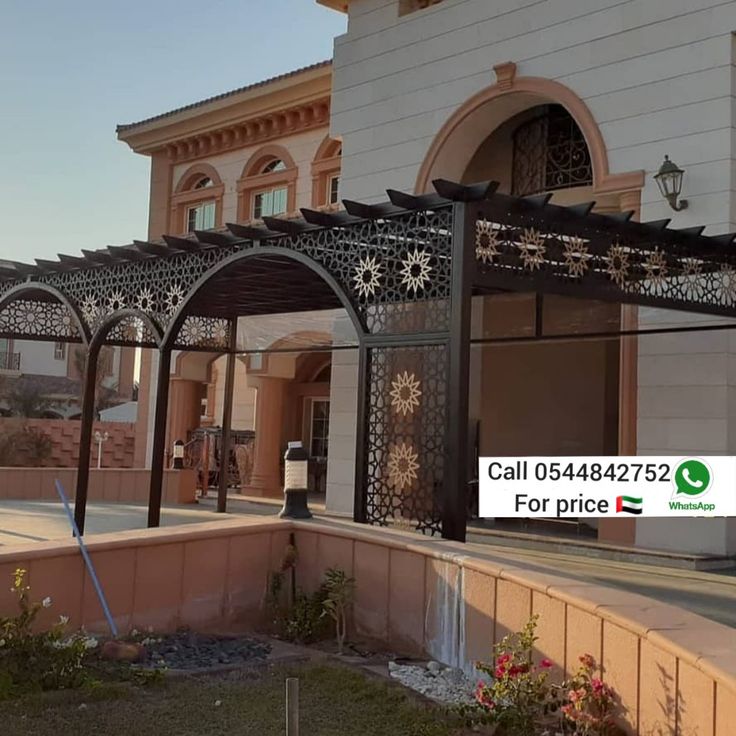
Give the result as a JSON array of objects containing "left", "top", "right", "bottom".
[{"left": 118, "top": 0, "right": 736, "bottom": 556}]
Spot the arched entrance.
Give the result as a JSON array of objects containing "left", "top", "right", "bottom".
[{"left": 418, "top": 71, "right": 645, "bottom": 540}]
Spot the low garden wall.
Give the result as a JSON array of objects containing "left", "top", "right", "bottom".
[
  {"left": 0, "top": 467, "right": 197, "bottom": 505},
  {"left": 0, "top": 518, "right": 734, "bottom": 735},
  {"left": 0, "top": 418, "right": 135, "bottom": 467}
]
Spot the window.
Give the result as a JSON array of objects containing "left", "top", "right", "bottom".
[
  {"left": 54, "top": 342, "right": 66, "bottom": 361},
  {"left": 328, "top": 175, "right": 340, "bottom": 205},
  {"left": 253, "top": 187, "right": 288, "bottom": 219},
  {"left": 237, "top": 147, "right": 297, "bottom": 221},
  {"left": 170, "top": 165, "right": 223, "bottom": 233},
  {"left": 511, "top": 105, "right": 593, "bottom": 196},
  {"left": 309, "top": 399, "right": 330, "bottom": 459},
  {"left": 187, "top": 201, "right": 216, "bottom": 232}
]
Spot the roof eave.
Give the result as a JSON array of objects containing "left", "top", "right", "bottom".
[
  {"left": 316, "top": 0, "right": 348, "bottom": 11},
  {"left": 117, "top": 61, "right": 332, "bottom": 155}
]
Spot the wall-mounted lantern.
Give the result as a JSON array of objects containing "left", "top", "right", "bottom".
[
  {"left": 654, "top": 155, "right": 688, "bottom": 211},
  {"left": 279, "top": 441, "right": 312, "bottom": 519}
]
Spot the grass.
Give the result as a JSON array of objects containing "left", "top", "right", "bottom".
[{"left": 0, "top": 662, "right": 466, "bottom": 736}]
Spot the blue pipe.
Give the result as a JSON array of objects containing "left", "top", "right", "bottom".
[{"left": 55, "top": 479, "right": 119, "bottom": 638}]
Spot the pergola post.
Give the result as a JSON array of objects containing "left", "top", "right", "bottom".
[
  {"left": 74, "top": 344, "right": 100, "bottom": 535},
  {"left": 443, "top": 201, "right": 473, "bottom": 542},
  {"left": 147, "top": 347, "right": 172, "bottom": 527},
  {"left": 217, "top": 324, "right": 237, "bottom": 513}
]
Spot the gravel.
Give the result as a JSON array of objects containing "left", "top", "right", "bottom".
[
  {"left": 140, "top": 632, "right": 271, "bottom": 671},
  {"left": 388, "top": 661, "right": 476, "bottom": 706}
]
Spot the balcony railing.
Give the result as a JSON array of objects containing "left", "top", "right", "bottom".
[{"left": 0, "top": 351, "right": 20, "bottom": 371}]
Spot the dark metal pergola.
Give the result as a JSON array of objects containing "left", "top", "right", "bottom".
[{"left": 2, "top": 179, "right": 736, "bottom": 541}]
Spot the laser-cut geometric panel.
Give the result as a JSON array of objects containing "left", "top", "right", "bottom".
[{"left": 363, "top": 344, "right": 447, "bottom": 536}]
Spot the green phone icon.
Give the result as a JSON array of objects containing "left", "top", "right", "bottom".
[{"left": 674, "top": 459, "right": 712, "bottom": 497}]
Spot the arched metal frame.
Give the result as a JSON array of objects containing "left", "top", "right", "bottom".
[{"left": 3, "top": 180, "right": 736, "bottom": 541}]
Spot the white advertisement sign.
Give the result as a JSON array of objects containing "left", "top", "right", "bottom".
[{"left": 478, "top": 456, "right": 736, "bottom": 518}]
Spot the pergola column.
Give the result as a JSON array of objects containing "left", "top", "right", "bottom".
[
  {"left": 217, "top": 333, "right": 237, "bottom": 513},
  {"left": 246, "top": 375, "right": 286, "bottom": 497},
  {"left": 74, "top": 344, "right": 100, "bottom": 535},
  {"left": 147, "top": 347, "right": 172, "bottom": 527}
]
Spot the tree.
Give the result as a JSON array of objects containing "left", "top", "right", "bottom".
[
  {"left": 2, "top": 379, "right": 57, "bottom": 418},
  {"left": 72, "top": 346, "right": 118, "bottom": 417}
]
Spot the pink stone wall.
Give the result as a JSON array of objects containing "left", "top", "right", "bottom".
[
  {"left": 0, "top": 418, "right": 135, "bottom": 468},
  {"left": 0, "top": 467, "right": 197, "bottom": 504},
  {"left": 0, "top": 519, "right": 734, "bottom": 735}
]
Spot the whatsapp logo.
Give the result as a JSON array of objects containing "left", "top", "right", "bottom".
[{"left": 673, "top": 458, "right": 712, "bottom": 497}]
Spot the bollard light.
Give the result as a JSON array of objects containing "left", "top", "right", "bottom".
[
  {"left": 172, "top": 439, "right": 185, "bottom": 470},
  {"left": 279, "top": 441, "right": 312, "bottom": 519}
]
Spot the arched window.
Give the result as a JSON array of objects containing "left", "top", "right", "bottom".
[
  {"left": 511, "top": 105, "right": 592, "bottom": 197},
  {"left": 237, "top": 146, "right": 298, "bottom": 221},
  {"left": 170, "top": 164, "right": 224, "bottom": 233},
  {"left": 311, "top": 137, "right": 342, "bottom": 209}
]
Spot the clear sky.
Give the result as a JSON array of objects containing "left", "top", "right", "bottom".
[{"left": 0, "top": 1, "right": 346, "bottom": 263}]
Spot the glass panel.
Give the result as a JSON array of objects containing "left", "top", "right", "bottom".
[
  {"left": 329, "top": 176, "right": 340, "bottom": 204},
  {"left": 272, "top": 187, "right": 287, "bottom": 215},
  {"left": 188, "top": 201, "right": 216, "bottom": 231},
  {"left": 201, "top": 201, "right": 215, "bottom": 230},
  {"left": 310, "top": 399, "right": 330, "bottom": 458}
]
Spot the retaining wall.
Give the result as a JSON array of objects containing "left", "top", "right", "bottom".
[
  {"left": 0, "top": 467, "right": 197, "bottom": 505},
  {"left": 0, "top": 518, "right": 734, "bottom": 734}
]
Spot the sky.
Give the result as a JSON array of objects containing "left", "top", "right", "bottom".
[{"left": 0, "top": 1, "right": 346, "bottom": 262}]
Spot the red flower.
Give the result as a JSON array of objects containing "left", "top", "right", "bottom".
[
  {"left": 540, "top": 658, "right": 553, "bottom": 669},
  {"left": 496, "top": 653, "right": 512, "bottom": 666}
]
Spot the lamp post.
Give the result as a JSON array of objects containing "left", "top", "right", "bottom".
[
  {"left": 94, "top": 430, "right": 109, "bottom": 469},
  {"left": 279, "top": 442, "right": 312, "bottom": 519},
  {"left": 654, "top": 155, "right": 688, "bottom": 211}
]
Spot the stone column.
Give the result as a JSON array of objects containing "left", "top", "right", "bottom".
[{"left": 246, "top": 376, "right": 286, "bottom": 498}]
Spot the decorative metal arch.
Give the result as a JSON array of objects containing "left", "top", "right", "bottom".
[
  {"left": 3, "top": 179, "right": 736, "bottom": 542},
  {"left": 0, "top": 282, "right": 89, "bottom": 344},
  {"left": 161, "top": 245, "right": 369, "bottom": 350}
]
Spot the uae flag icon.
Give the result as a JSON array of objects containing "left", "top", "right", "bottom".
[{"left": 616, "top": 495, "right": 643, "bottom": 515}]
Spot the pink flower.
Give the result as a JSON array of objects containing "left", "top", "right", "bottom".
[
  {"left": 540, "top": 658, "right": 553, "bottom": 669},
  {"left": 579, "top": 653, "right": 595, "bottom": 670},
  {"left": 496, "top": 653, "right": 512, "bottom": 666}
]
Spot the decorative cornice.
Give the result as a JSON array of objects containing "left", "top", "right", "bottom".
[{"left": 161, "top": 98, "right": 331, "bottom": 163}]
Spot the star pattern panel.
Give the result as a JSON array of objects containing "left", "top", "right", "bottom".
[{"left": 364, "top": 344, "right": 447, "bottom": 536}]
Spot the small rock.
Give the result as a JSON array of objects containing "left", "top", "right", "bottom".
[
  {"left": 78, "top": 704, "right": 87, "bottom": 711},
  {"left": 388, "top": 661, "right": 399, "bottom": 672},
  {"left": 101, "top": 641, "right": 146, "bottom": 663},
  {"left": 427, "top": 661, "right": 442, "bottom": 675},
  {"left": 214, "top": 700, "right": 222, "bottom": 707}
]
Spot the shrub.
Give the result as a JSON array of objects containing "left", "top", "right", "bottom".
[
  {"left": 472, "top": 615, "right": 555, "bottom": 735},
  {"left": 0, "top": 569, "right": 93, "bottom": 698},
  {"left": 0, "top": 421, "right": 52, "bottom": 467},
  {"left": 467, "top": 617, "right": 623, "bottom": 735},
  {"left": 321, "top": 568, "right": 356, "bottom": 654}
]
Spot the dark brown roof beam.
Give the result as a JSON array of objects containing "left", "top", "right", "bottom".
[
  {"left": 432, "top": 179, "right": 499, "bottom": 202},
  {"left": 342, "top": 199, "right": 402, "bottom": 219},
  {"left": 642, "top": 219, "right": 672, "bottom": 231},
  {"left": 57, "top": 253, "right": 88, "bottom": 268},
  {"left": 386, "top": 188, "right": 451, "bottom": 210},
  {"left": 82, "top": 249, "right": 116, "bottom": 264},
  {"left": 133, "top": 240, "right": 172, "bottom": 257},
  {"left": 710, "top": 233, "right": 736, "bottom": 248},
  {"left": 261, "top": 217, "right": 315, "bottom": 236},
  {"left": 299, "top": 208, "right": 358, "bottom": 228},
  {"left": 107, "top": 245, "right": 149, "bottom": 261},
  {"left": 225, "top": 223, "right": 274, "bottom": 240},
  {"left": 162, "top": 235, "right": 202, "bottom": 252},
  {"left": 193, "top": 230, "right": 240, "bottom": 247},
  {"left": 35, "top": 258, "right": 71, "bottom": 272},
  {"left": 567, "top": 202, "right": 597, "bottom": 217}
]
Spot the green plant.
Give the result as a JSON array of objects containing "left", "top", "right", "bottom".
[
  {"left": 321, "top": 568, "right": 355, "bottom": 654},
  {"left": 559, "top": 655, "right": 620, "bottom": 735},
  {"left": 282, "top": 586, "right": 330, "bottom": 644},
  {"left": 470, "top": 616, "right": 555, "bottom": 735},
  {"left": 0, "top": 569, "right": 92, "bottom": 699}
]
